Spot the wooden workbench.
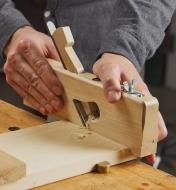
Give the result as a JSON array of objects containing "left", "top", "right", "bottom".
[{"left": 0, "top": 99, "right": 176, "bottom": 190}]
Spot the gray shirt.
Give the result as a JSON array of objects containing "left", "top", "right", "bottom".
[{"left": 0, "top": 0, "right": 176, "bottom": 72}]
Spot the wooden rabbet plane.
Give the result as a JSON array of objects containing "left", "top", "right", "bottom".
[{"left": 0, "top": 26, "right": 159, "bottom": 190}]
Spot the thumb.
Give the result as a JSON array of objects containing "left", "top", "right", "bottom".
[{"left": 93, "top": 60, "right": 121, "bottom": 103}]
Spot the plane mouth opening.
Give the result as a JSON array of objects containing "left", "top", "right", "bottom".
[{"left": 73, "top": 99, "right": 100, "bottom": 127}]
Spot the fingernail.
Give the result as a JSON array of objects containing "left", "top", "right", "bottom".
[
  {"left": 45, "top": 104, "right": 53, "bottom": 114},
  {"left": 107, "top": 90, "right": 120, "bottom": 102},
  {"left": 51, "top": 100, "right": 60, "bottom": 111},
  {"left": 19, "top": 39, "right": 30, "bottom": 50},
  {"left": 52, "top": 86, "right": 62, "bottom": 96}
]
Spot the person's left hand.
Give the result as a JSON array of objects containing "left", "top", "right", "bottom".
[{"left": 3, "top": 26, "right": 64, "bottom": 115}]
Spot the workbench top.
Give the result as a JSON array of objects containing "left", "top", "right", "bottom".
[{"left": 0, "top": 100, "right": 176, "bottom": 190}]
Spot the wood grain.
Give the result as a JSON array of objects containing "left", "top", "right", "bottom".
[
  {"left": 0, "top": 101, "right": 45, "bottom": 133},
  {"left": 0, "top": 151, "right": 26, "bottom": 185},
  {"left": 0, "top": 100, "right": 176, "bottom": 190}
]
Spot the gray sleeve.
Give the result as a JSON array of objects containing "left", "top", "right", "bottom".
[
  {"left": 98, "top": 0, "right": 176, "bottom": 71},
  {"left": 0, "top": 0, "right": 31, "bottom": 60}
]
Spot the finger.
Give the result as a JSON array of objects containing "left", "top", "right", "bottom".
[
  {"left": 5, "top": 54, "right": 62, "bottom": 113},
  {"left": 46, "top": 40, "right": 60, "bottom": 61},
  {"left": 4, "top": 61, "right": 47, "bottom": 115},
  {"left": 121, "top": 69, "right": 150, "bottom": 95},
  {"left": 121, "top": 67, "right": 168, "bottom": 141},
  {"left": 10, "top": 53, "right": 63, "bottom": 112},
  {"left": 146, "top": 154, "right": 156, "bottom": 165},
  {"left": 9, "top": 71, "right": 56, "bottom": 114},
  {"left": 7, "top": 80, "right": 47, "bottom": 115},
  {"left": 158, "top": 112, "right": 168, "bottom": 141},
  {"left": 122, "top": 72, "right": 168, "bottom": 141},
  {"left": 93, "top": 61, "right": 121, "bottom": 103},
  {"left": 17, "top": 40, "right": 63, "bottom": 96},
  {"left": 121, "top": 68, "right": 168, "bottom": 141}
]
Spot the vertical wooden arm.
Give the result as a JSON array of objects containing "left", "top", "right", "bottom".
[{"left": 52, "top": 27, "right": 84, "bottom": 73}]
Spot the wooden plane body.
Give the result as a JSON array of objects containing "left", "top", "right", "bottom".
[{"left": 51, "top": 63, "right": 158, "bottom": 157}]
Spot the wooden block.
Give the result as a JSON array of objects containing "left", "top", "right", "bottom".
[
  {"left": 94, "top": 161, "right": 111, "bottom": 174},
  {"left": 0, "top": 151, "right": 26, "bottom": 185},
  {"left": 0, "top": 121, "right": 135, "bottom": 189},
  {"left": 141, "top": 99, "right": 159, "bottom": 155}
]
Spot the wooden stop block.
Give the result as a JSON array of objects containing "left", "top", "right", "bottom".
[
  {"left": 0, "top": 150, "right": 26, "bottom": 185},
  {"left": 95, "top": 161, "right": 111, "bottom": 174}
]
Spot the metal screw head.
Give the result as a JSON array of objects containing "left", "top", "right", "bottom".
[
  {"left": 44, "top": 10, "right": 51, "bottom": 18},
  {"left": 122, "top": 79, "right": 144, "bottom": 97},
  {"left": 129, "top": 79, "right": 137, "bottom": 93},
  {"left": 46, "top": 21, "right": 56, "bottom": 35},
  {"left": 122, "top": 81, "right": 130, "bottom": 92},
  {"left": 131, "top": 79, "right": 137, "bottom": 87}
]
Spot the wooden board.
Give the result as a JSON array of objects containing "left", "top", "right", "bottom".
[
  {"left": 0, "top": 101, "right": 45, "bottom": 133},
  {"left": 0, "top": 100, "right": 176, "bottom": 190},
  {"left": 0, "top": 151, "right": 26, "bottom": 185},
  {"left": 0, "top": 120, "right": 135, "bottom": 189}
]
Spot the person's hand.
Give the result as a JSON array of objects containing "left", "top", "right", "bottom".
[
  {"left": 3, "top": 26, "right": 63, "bottom": 115},
  {"left": 93, "top": 53, "right": 167, "bottom": 163}
]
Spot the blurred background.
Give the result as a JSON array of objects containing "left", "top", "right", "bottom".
[{"left": 0, "top": 12, "right": 176, "bottom": 176}]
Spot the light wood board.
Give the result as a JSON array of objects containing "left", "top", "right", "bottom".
[
  {"left": 0, "top": 151, "right": 26, "bottom": 185},
  {"left": 0, "top": 121, "right": 135, "bottom": 190}
]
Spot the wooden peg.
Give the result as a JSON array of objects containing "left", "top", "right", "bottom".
[{"left": 94, "top": 161, "right": 111, "bottom": 174}]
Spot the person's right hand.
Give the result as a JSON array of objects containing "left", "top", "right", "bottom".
[
  {"left": 93, "top": 53, "right": 167, "bottom": 141},
  {"left": 93, "top": 53, "right": 167, "bottom": 164},
  {"left": 3, "top": 26, "right": 64, "bottom": 115}
]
